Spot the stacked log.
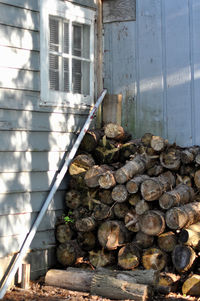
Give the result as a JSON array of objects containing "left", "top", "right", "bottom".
[{"left": 55, "top": 123, "right": 200, "bottom": 297}]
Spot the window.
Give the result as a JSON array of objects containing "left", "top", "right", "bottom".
[{"left": 40, "top": 0, "right": 95, "bottom": 108}]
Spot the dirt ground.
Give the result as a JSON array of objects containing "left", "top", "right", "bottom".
[{"left": 2, "top": 278, "right": 200, "bottom": 301}]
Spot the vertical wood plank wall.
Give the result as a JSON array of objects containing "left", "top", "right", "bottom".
[
  {"left": 0, "top": 0, "right": 95, "bottom": 280},
  {"left": 103, "top": 0, "right": 200, "bottom": 147}
]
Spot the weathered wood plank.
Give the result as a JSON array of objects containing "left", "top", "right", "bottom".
[
  {"left": 0, "top": 190, "right": 66, "bottom": 215},
  {"left": 0, "top": 109, "right": 86, "bottom": 132},
  {"left": 0, "top": 210, "right": 64, "bottom": 237},
  {"left": 0, "top": 229, "right": 56, "bottom": 257},
  {"left": 0, "top": 171, "right": 68, "bottom": 193},
  {"left": 0, "top": 151, "right": 66, "bottom": 172},
  {"left": 103, "top": 0, "right": 136, "bottom": 23},
  {"left": 0, "top": 131, "right": 75, "bottom": 151},
  {"left": 0, "top": 3, "right": 39, "bottom": 30},
  {"left": 0, "top": 89, "right": 90, "bottom": 115},
  {"left": 0, "top": 67, "right": 39, "bottom": 91},
  {"left": 0, "top": 0, "right": 39, "bottom": 11},
  {"left": 0, "top": 24, "right": 39, "bottom": 50},
  {"left": 0, "top": 46, "right": 39, "bottom": 70}
]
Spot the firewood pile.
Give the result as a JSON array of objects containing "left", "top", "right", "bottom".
[{"left": 55, "top": 123, "right": 200, "bottom": 297}]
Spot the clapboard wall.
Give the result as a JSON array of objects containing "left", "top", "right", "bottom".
[
  {"left": 0, "top": 0, "right": 96, "bottom": 280},
  {"left": 103, "top": 0, "right": 200, "bottom": 147}
]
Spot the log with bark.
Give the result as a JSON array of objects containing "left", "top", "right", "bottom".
[
  {"left": 139, "top": 210, "right": 165, "bottom": 236},
  {"left": 142, "top": 247, "right": 167, "bottom": 271},
  {"left": 118, "top": 243, "right": 140, "bottom": 270},
  {"left": 179, "top": 222, "right": 200, "bottom": 249},
  {"left": 172, "top": 244, "right": 197, "bottom": 273}
]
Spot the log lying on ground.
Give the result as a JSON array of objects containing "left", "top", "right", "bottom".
[
  {"left": 141, "top": 171, "right": 175, "bottom": 201},
  {"left": 172, "top": 245, "right": 197, "bottom": 273},
  {"left": 45, "top": 268, "right": 152, "bottom": 300},
  {"left": 159, "top": 184, "right": 195, "bottom": 210},
  {"left": 91, "top": 273, "right": 150, "bottom": 301},
  {"left": 166, "top": 201, "right": 200, "bottom": 230}
]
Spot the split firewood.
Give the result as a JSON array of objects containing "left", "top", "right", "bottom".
[
  {"left": 115, "top": 154, "right": 146, "bottom": 184},
  {"left": 80, "top": 129, "right": 103, "bottom": 152},
  {"left": 84, "top": 165, "right": 110, "bottom": 188},
  {"left": 150, "top": 135, "right": 167, "bottom": 152},
  {"left": 141, "top": 171, "right": 175, "bottom": 201},
  {"left": 142, "top": 247, "right": 167, "bottom": 271},
  {"left": 98, "top": 170, "right": 116, "bottom": 189},
  {"left": 118, "top": 243, "right": 140, "bottom": 270},
  {"left": 98, "top": 220, "right": 130, "bottom": 250},
  {"left": 98, "top": 189, "right": 114, "bottom": 205},
  {"left": 182, "top": 274, "right": 200, "bottom": 296},
  {"left": 159, "top": 184, "right": 195, "bottom": 210},
  {"left": 90, "top": 273, "right": 150, "bottom": 301},
  {"left": 94, "top": 146, "right": 119, "bottom": 164},
  {"left": 179, "top": 222, "right": 200, "bottom": 249},
  {"left": 113, "top": 202, "right": 130, "bottom": 219},
  {"left": 65, "top": 189, "right": 81, "bottom": 209},
  {"left": 139, "top": 210, "right": 165, "bottom": 236},
  {"left": 119, "top": 140, "right": 139, "bottom": 162},
  {"left": 93, "top": 203, "right": 114, "bottom": 220},
  {"left": 160, "top": 148, "right": 181, "bottom": 171},
  {"left": 141, "top": 133, "right": 153, "bottom": 146},
  {"left": 111, "top": 184, "right": 128, "bottom": 203},
  {"left": 135, "top": 231, "right": 154, "bottom": 249},
  {"left": 165, "top": 201, "right": 200, "bottom": 230},
  {"left": 172, "top": 244, "right": 197, "bottom": 273},
  {"left": 77, "top": 232, "right": 96, "bottom": 251},
  {"left": 157, "top": 231, "right": 177, "bottom": 252},
  {"left": 75, "top": 217, "right": 96, "bottom": 232},
  {"left": 124, "top": 209, "right": 140, "bottom": 232},
  {"left": 69, "top": 154, "right": 95, "bottom": 177},
  {"left": 147, "top": 164, "right": 164, "bottom": 177},
  {"left": 89, "top": 249, "right": 115, "bottom": 268},
  {"left": 135, "top": 199, "right": 150, "bottom": 215},
  {"left": 126, "top": 175, "right": 149, "bottom": 194},
  {"left": 158, "top": 272, "right": 180, "bottom": 292},
  {"left": 194, "top": 169, "right": 200, "bottom": 189},
  {"left": 56, "top": 240, "right": 84, "bottom": 267},
  {"left": 104, "top": 123, "right": 131, "bottom": 142},
  {"left": 56, "top": 223, "right": 74, "bottom": 243}
]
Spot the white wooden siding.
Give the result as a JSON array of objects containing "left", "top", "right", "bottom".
[{"left": 0, "top": 0, "right": 94, "bottom": 272}]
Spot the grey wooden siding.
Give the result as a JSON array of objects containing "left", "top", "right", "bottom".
[
  {"left": 0, "top": 0, "right": 95, "bottom": 278},
  {"left": 103, "top": 0, "right": 200, "bottom": 147}
]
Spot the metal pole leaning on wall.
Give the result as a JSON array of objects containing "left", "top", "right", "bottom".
[{"left": 0, "top": 89, "right": 107, "bottom": 300}]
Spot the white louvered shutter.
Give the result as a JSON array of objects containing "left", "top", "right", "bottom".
[{"left": 49, "top": 18, "right": 59, "bottom": 90}]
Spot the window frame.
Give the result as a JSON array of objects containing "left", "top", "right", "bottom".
[{"left": 40, "top": 0, "right": 95, "bottom": 108}]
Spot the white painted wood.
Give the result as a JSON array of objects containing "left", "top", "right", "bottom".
[
  {"left": 0, "top": 89, "right": 90, "bottom": 114},
  {"left": 0, "top": 190, "right": 65, "bottom": 215},
  {"left": 0, "top": 230, "right": 56, "bottom": 257},
  {"left": 0, "top": 67, "right": 39, "bottom": 91},
  {"left": 0, "top": 171, "right": 68, "bottom": 194},
  {"left": 0, "top": 24, "right": 39, "bottom": 50},
  {"left": 0, "top": 131, "right": 76, "bottom": 151},
  {"left": 0, "top": 2, "right": 39, "bottom": 31},
  {"left": 0, "top": 46, "right": 39, "bottom": 70},
  {"left": 0, "top": 0, "right": 39, "bottom": 11},
  {"left": 0, "top": 151, "right": 67, "bottom": 172},
  {"left": 0, "top": 210, "right": 63, "bottom": 237},
  {"left": 0, "top": 109, "right": 86, "bottom": 132}
]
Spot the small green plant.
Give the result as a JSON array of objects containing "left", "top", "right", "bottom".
[{"left": 63, "top": 211, "right": 74, "bottom": 224}]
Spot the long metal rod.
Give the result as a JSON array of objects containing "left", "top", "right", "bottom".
[{"left": 0, "top": 89, "right": 107, "bottom": 300}]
